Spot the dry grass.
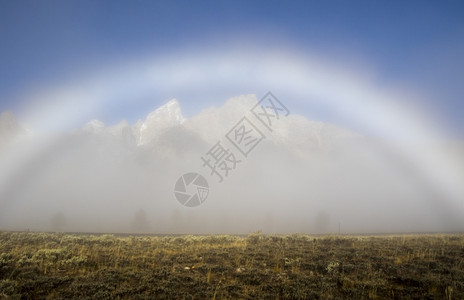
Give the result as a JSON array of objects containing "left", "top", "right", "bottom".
[{"left": 0, "top": 232, "right": 463, "bottom": 299}]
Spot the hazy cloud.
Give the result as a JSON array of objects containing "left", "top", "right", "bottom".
[{"left": 1, "top": 95, "right": 462, "bottom": 234}]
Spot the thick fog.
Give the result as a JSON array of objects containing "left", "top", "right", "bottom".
[{"left": 1, "top": 92, "right": 463, "bottom": 234}]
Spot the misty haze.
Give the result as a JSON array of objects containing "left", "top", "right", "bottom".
[
  {"left": 1, "top": 1, "right": 463, "bottom": 299},
  {"left": 1, "top": 94, "right": 462, "bottom": 234}
]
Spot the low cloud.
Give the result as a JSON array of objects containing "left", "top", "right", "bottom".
[{"left": 1, "top": 95, "right": 463, "bottom": 234}]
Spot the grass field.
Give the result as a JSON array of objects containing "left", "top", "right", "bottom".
[{"left": 0, "top": 231, "right": 463, "bottom": 299}]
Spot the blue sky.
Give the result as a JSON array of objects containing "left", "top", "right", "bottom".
[{"left": 1, "top": 0, "right": 463, "bottom": 136}]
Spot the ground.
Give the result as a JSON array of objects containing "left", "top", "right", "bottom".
[{"left": 0, "top": 232, "right": 463, "bottom": 299}]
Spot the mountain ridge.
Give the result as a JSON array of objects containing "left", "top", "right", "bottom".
[{"left": 0, "top": 95, "right": 360, "bottom": 157}]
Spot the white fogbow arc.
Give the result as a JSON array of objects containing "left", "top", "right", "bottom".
[{"left": 2, "top": 48, "right": 464, "bottom": 229}]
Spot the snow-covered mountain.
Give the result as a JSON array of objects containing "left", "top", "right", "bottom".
[
  {"left": 1, "top": 95, "right": 462, "bottom": 234},
  {"left": 138, "top": 99, "right": 185, "bottom": 146},
  {"left": 74, "top": 94, "right": 357, "bottom": 158}
]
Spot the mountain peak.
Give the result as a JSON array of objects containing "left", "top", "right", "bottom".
[
  {"left": 146, "top": 99, "right": 184, "bottom": 123},
  {"left": 138, "top": 99, "right": 185, "bottom": 145},
  {"left": 224, "top": 94, "right": 258, "bottom": 109},
  {"left": 83, "top": 120, "right": 105, "bottom": 133},
  {"left": 164, "top": 98, "right": 180, "bottom": 109}
]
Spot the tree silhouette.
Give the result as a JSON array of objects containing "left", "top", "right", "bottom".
[
  {"left": 51, "top": 212, "right": 66, "bottom": 232},
  {"left": 131, "top": 209, "right": 150, "bottom": 233}
]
